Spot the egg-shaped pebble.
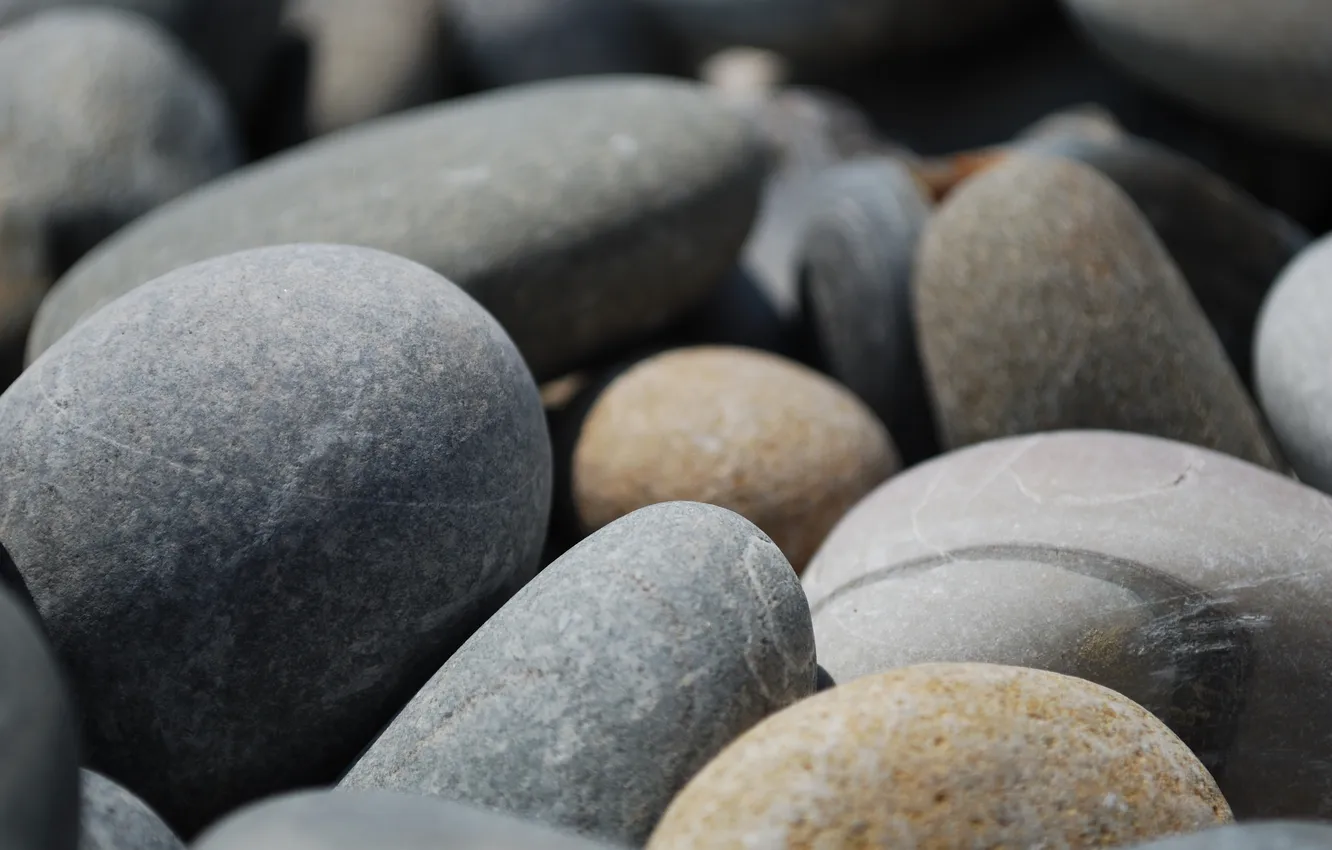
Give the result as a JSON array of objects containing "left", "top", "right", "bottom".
[
  {"left": 78, "top": 770, "right": 182, "bottom": 850},
  {"left": 647, "top": 663, "right": 1230, "bottom": 849},
  {"left": 571, "top": 347, "right": 899, "bottom": 572},
  {"left": 0, "top": 244, "right": 552, "bottom": 833},
  {"left": 340, "top": 502, "right": 816, "bottom": 847},
  {"left": 1127, "top": 822, "right": 1332, "bottom": 850}
]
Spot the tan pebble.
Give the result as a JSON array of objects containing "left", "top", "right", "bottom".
[{"left": 647, "top": 662, "right": 1232, "bottom": 850}]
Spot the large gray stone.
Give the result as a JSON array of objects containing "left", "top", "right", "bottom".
[
  {"left": 803, "top": 430, "right": 1332, "bottom": 819},
  {"left": 29, "top": 76, "right": 763, "bottom": 381},
  {"left": 0, "top": 585, "right": 79, "bottom": 850},
  {"left": 913, "top": 154, "right": 1282, "bottom": 469},
  {"left": 0, "top": 244, "right": 552, "bottom": 833},
  {"left": 193, "top": 790, "right": 625, "bottom": 850},
  {"left": 1128, "top": 822, "right": 1332, "bottom": 850},
  {"left": 78, "top": 770, "right": 181, "bottom": 850},
  {"left": 340, "top": 501, "right": 816, "bottom": 847}
]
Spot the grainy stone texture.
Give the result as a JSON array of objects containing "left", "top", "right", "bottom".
[
  {"left": 0, "top": 586, "right": 79, "bottom": 850},
  {"left": 647, "top": 663, "right": 1231, "bottom": 850},
  {"left": 192, "top": 790, "right": 625, "bottom": 850},
  {"left": 79, "top": 770, "right": 182, "bottom": 850},
  {"left": 1061, "top": 0, "right": 1332, "bottom": 146},
  {"left": 286, "top": 0, "right": 449, "bottom": 135},
  {"left": 340, "top": 502, "right": 816, "bottom": 847},
  {"left": 0, "top": 244, "right": 552, "bottom": 834},
  {"left": 913, "top": 154, "right": 1282, "bottom": 469},
  {"left": 30, "top": 76, "right": 763, "bottom": 381},
  {"left": 1255, "top": 235, "right": 1332, "bottom": 495},
  {"left": 1129, "top": 822, "right": 1332, "bottom": 850},
  {"left": 803, "top": 430, "right": 1332, "bottom": 818},
  {"left": 572, "top": 347, "right": 899, "bottom": 572}
]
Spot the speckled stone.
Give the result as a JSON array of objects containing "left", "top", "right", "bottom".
[
  {"left": 340, "top": 502, "right": 816, "bottom": 847},
  {"left": 803, "top": 430, "right": 1332, "bottom": 818},
  {"left": 194, "top": 790, "right": 625, "bottom": 850},
  {"left": 286, "top": 0, "right": 448, "bottom": 135},
  {"left": 571, "top": 347, "right": 899, "bottom": 573},
  {"left": 78, "top": 770, "right": 181, "bottom": 850},
  {"left": 913, "top": 154, "right": 1281, "bottom": 468},
  {"left": 1061, "top": 0, "right": 1332, "bottom": 147},
  {"left": 1255, "top": 235, "right": 1332, "bottom": 495},
  {"left": 1128, "top": 822, "right": 1332, "bottom": 850},
  {"left": 0, "top": 586, "right": 79, "bottom": 850},
  {"left": 29, "top": 76, "right": 763, "bottom": 381},
  {"left": 647, "top": 663, "right": 1231, "bottom": 850},
  {"left": 0, "top": 244, "right": 552, "bottom": 833}
]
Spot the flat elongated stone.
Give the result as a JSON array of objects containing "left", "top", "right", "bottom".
[
  {"left": 803, "top": 430, "right": 1332, "bottom": 818},
  {"left": 79, "top": 770, "right": 182, "bottom": 850},
  {"left": 647, "top": 663, "right": 1230, "bottom": 849},
  {"left": 0, "top": 244, "right": 551, "bottom": 833},
  {"left": 1128, "top": 822, "right": 1332, "bottom": 850},
  {"left": 340, "top": 502, "right": 816, "bottom": 847},
  {"left": 28, "top": 76, "right": 762, "bottom": 380}
]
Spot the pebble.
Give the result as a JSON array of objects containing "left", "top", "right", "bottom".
[
  {"left": 571, "top": 347, "right": 899, "bottom": 573},
  {"left": 913, "top": 154, "right": 1282, "bottom": 469},
  {"left": 1255, "top": 235, "right": 1332, "bottom": 494},
  {"left": 646, "top": 663, "right": 1231, "bottom": 849},
  {"left": 0, "top": 244, "right": 552, "bottom": 833},
  {"left": 29, "top": 76, "right": 763, "bottom": 381},
  {"left": 803, "top": 430, "right": 1332, "bottom": 818},
  {"left": 0, "top": 586, "right": 79, "bottom": 850},
  {"left": 340, "top": 501, "right": 816, "bottom": 847},
  {"left": 78, "top": 770, "right": 182, "bottom": 850},
  {"left": 1061, "top": 0, "right": 1332, "bottom": 147},
  {"left": 1128, "top": 822, "right": 1332, "bottom": 850},
  {"left": 286, "top": 0, "right": 449, "bottom": 136}
]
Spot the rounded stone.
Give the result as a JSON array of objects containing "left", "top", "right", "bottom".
[
  {"left": 803, "top": 430, "right": 1332, "bottom": 818},
  {"left": 340, "top": 502, "right": 816, "bottom": 847},
  {"left": 1255, "top": 234, "right": 1332, "bottom": 494},
  {"left": 647, "top": 663, "right": 1231, "bottom": 850},
  {"left": 0, "top": 244, "right": 552, "bottom": 833},
  {"left": 79, "top": 770, "right": 182, "bottom": 850},
  {"left": 1061, "top": 0, "right": 1332, "bottom": 147},
  {"left": 0, "top": 586, "right": 79, "bottom": 850},
  {"left": 30, "top": 76, "right": 763, "bottom": 381},
  {"left": 913, "top": 154, "right": 1281, "bottom": 469},
  {"left": 1128, "top": 822, "right": 1332, "bottom": 850},
  {"left": 571, "top": 347, "right": 899, "bottom": 573}
]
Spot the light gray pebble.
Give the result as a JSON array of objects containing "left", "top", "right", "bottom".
[
  {"left": 79, "top": 770, "right": 181, "bottom": 850},
  {"left": 1127, "top": 822, "right": 1332, "bottom": 850}
]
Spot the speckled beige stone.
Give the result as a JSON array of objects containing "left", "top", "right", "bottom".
[
  {"left": 647, "top": 663, "right": 1232, "bottom": 850},
  {"left": 572, "top": 346, "right": 898, "bottom": 572}
]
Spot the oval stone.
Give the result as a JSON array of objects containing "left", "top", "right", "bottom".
[
  {"left": 647, "top": 663, "right": 1230, "bottom": 849},
  {"left": 339, "top": 501, "right": 816, "bottom": 847},
  {"left": 28, "top": 76, "right": 764, "bottom": 380},
  {"left": 0, "top": 244, "right": 552, "bottom": 833},
  {"left": 803, "top": 430, "right": 1332, "bottom": 818},
  {"left": 1128, "top": 822, "right": 1332, "bottom": 850},
  {"left": 913, "top": 154, "right": 1281, "bottom": 469},
  {"left": 79, "top": 770, "right": 182, "bottom": 850},
  {"left": 571, "top": 347, "right": 899, "bottom": 573}
]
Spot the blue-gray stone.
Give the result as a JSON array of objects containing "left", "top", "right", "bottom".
[{"left": 78, "top": 770, "right": 181, "bottom": 850}]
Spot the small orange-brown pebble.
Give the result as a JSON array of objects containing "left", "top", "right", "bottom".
[
  {"left": 647, "top": 663, "right": 1232, "bottom": 850},
  {"left": 571, "top": 345, "right": 899, "bottom": 573}
]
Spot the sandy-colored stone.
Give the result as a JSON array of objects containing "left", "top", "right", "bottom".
[
  {"left": 572, "top": 346, "right": 898, "bottom": 572},
  {"left": 648, "top": 663, "right": 1231, "bottom": 850}
]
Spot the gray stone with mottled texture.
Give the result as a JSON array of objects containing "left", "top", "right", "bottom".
[{"left": 78, "top": 770, "right": 181, "bottom": 850}]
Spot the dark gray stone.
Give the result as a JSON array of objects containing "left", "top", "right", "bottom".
[
  {"left": 1128, "top": 822, "right": 1332, "bottom": 850},
  {"left": 913, "top": 154, "right": 1282, "bottom": 469},
  {"left": 29, "top": 76, "right": 763, "bottom": 381},
  {"left": 803, "top": 430, "right": 1332, "bottom": 819},
  {"left": 0, "top": 585, "right": 79, "bottom": 850},
  {"left": 193, "top": 790, "right": 625, "bottom": 850},
  {"left": 0, "top": 244, "right": 552, "bottom": 833},
  {"left": 339, "top": 501, "right": 816, "bottom": 847},
  {"left": 79, "top": 770, "right": 181, "bottom": 850}
]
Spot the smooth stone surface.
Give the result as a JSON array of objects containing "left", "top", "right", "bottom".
[
  {"left": 1016, "top": 102, "right": 1126, "bottom": 144},
  {"left": 647, "top": 663, "right": 1230, "bottom": 849},
  {"left": 192, "top": 790, "right": 624, "bottom": 850},
  {"left": 913, "top": 154, "right": 1281, "bottom": 469},
  {"left": 340, "top": 502, "right": 816, "bottom": 847},
  {"left": 1255, "top": 235, "right": 1332, "bottom": 494},
  {"left": 30, "top": 76, "right": 763, "bottom": 380},
  {"left": 1129, "top": 822, "right": 1332, "bottom": 850},
  {"left": 0, "top": 244, "right": 552, "bottom": 833},
  {"left": 1061, "top": 0, "right": 1332, "bottom": 146},
  {"left": 79, "top": 770, "right": 182, "bottom": 850},
  {"left": 0, "top": 586, "right": 79, "bottom": 850},
  {"left": 803, "top": 430, "right": 1332, "bottom": 818},
  {"left": 287, "top": 0, "right": 449, "bottom": 135},
  {"left": 572, "top": 347, "right": 899, "bottom": 572}
]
